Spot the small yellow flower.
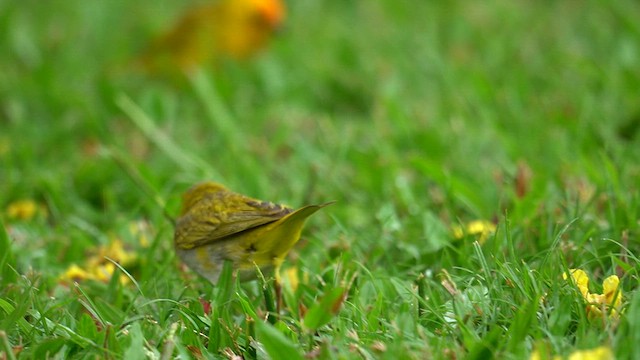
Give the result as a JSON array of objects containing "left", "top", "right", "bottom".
[
  {"left": 567, "top": 346, "right": 614, "bottom": 360},
  {"left": 603, "top": 275, "right": 622, "bottom": 309},
  {"left": 563, "top": 269, "right": 590, "bottom": 298},
  {"left": 93, "top": 263, "right": 119, "bottom": 282},
  {"left": 564, "top": 269, "right": 622, "bottom": 319},
  {"left": 90, "top": 239, "right": 136, "bottom": 268},
  {"left": 6, "top": 200, "right": 39, "bottom": 220},
  {"left": 530, "top": 346, "right": 613, "bottom": 360},
  {"left": 61, "top": 264, "right": 97, "bottom": 282},
  {"left": 452, "top": 220, "right": 496, "bottom": 244},
  {"left": 59, "top": 239, "right": 138, "bottom": 284}
]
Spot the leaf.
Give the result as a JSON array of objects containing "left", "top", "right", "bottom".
[
  {"left": 209, "top": 260, "right": 235, "bottom": 352},
  {"left": 302, "top": 286, "right": 347, "bottom": 331},
  {"left": 0, "top": 291, "right": 32, "bottom": 336},
  {"left": 0, "top": 217, "right": 17, "bottom": 285},
  {"left": 214, "top": 260, "right": 235, "bottom": 303},
  {"left": 255, "top": 321, "right": 304, "bottom": 360},
  {"left": 505, "top": 299, "right": 538, "bottom": 355},
  {"left": 32, "top": 338, "right": 66, "bottom": 359},
  {"left": 420, "top": 211, "right": 450, "bottom": 252},
  {"left": 465, "top": 325, "right": 502, "bottom": 360},
  {"left": 76, "top": 313, "right": 99, "bottom": 340},
  {"left": 236, "top": 291, "right": 258, "bottom": 321},
  {"left": 123, "top": 322, "right": 146, "bottom": 360},
  {"left": 0, "top": 298, "right": 31, "bottom": 333}
]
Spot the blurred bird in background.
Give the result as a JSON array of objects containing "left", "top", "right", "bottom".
[{"left": 136, "top": 0, "right": 285, "bottom": 75}]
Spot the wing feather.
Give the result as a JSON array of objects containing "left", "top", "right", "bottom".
[{"left": 174, "top": 191, "right": 292, "bottom": 249}]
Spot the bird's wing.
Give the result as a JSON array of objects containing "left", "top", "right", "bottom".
[{"left": 174, "top": 195, "right": 292, "bottom": 249}]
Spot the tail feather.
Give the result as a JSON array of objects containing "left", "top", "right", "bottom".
[{"left": 267, "top": 202, "right": 335, "bottom": 256}]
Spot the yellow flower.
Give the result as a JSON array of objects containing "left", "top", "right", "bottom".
[
  {"left": 93, "top": 263, "right": 118, "bottom": 282},
  {"left": 452, "top": 220, "right": 496, "bottom": 244},
  {"left": 563, "top": 269, "right": 590, "bottom": 298},
  {"left": 603, "top": 275, "right": 622, "bottom": 309},
  {"left": 90, "top": 239, "right": 136, "bottom": 268},
  {"left": 59, "top": 239, "right": 138, "bottom": 284},
  {"left": 61, "top": 264, "right": 97, "bottom": 282},
  {"left": 529, "top": 349, "right": 553, "bottom": 360},
  {"left": 568, "top": 346, "right": 614, "bottom": 360},
  {"left": 6, "top": 199, "right": 39, "bottom": 221},
  {"left": 530, "top": 346, "right": 613, "bottom": 360},
  {"left": 564, "top": 269, "right": 622, "bottom": 319}
]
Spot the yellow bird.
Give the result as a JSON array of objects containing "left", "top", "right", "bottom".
[
  {"left": 138, "top": 0, "right": 285, "bottom": 74},
  {"left": 174, "top": 182, "right": 333, "bottom": 284}
]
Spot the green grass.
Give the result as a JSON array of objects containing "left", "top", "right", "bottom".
[{"left": 1, "top": 0, "right": 640, "bottom": 358}]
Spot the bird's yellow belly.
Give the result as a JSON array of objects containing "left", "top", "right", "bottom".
[{"left": 175, "top": 235, "right": 276, "bottom": 284}]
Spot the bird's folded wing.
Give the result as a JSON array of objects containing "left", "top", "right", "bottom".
[{"left": 175, "top": 198, "right": 292, "bottom": 249}]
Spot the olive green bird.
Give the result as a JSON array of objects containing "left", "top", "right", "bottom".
[{"left": 174, "top": 182, "right": 333, "bottom": 284}]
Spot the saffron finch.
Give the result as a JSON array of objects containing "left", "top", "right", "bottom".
[
  {"left": 138, "top": 0, "right": 285, "bottom": 74},
  {"left": 174, "top": 182, "right": 333, "bottom": 284}
]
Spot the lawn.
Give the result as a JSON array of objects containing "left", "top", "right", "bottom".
[{"left": 1, "top": 0, "right": 639, "bottom": 359}]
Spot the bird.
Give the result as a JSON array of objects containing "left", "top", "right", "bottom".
[
  {"left": 174, "top": 182, "right": 333, "bottom": 284},
  {"left": 136, "top": 0, "right": 285, "bottom": 75}
]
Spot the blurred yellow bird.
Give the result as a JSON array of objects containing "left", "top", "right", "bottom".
[
  {"left": 138, "top": 0, "right": 285, "bottom": 74},
  {"left": 174, "top": 182, "right": 333, "bottom": 284}
]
